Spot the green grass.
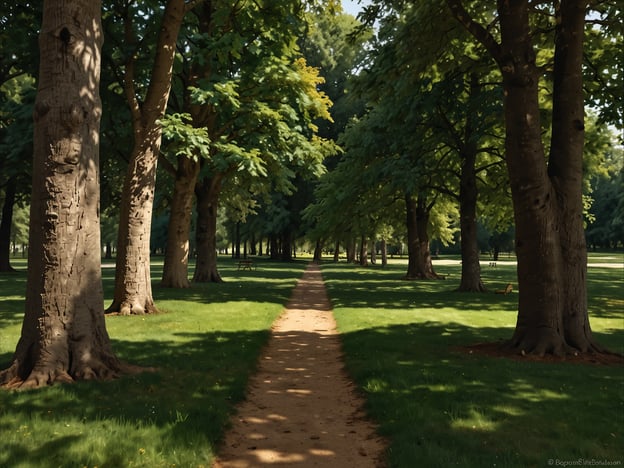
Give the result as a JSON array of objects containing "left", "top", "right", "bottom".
[
  {"left": 0, "top": 253, "right": 622, "bottom": 467},
  {"left": 0, "top": 256, "right": 306, "bottom": 468},
  {"left": 323, "top": 257, "right": 624, "bottom": 468}
]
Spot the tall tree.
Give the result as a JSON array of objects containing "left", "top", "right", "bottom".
[
  {"left": 163, "top": 1, "right": 332, "bottom": 283},
  {"left": 446, "top": 0, "right": 608, "bottom": 355},
  {"left": 106, "top": 0, "right": 193, "bottom": 313},
  {"left": 0, "top": 3, "right": 40, "bottom": 272},
  {"left": 0, "top": 0, "right": 121, "bottom": 388}
]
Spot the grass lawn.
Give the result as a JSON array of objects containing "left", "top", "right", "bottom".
[
  {"left": 0, "top": 256, "right": 306, "bottom": 468},
  {"left": 0, "top": 252, "right": 622, "bottom": 467},
  {"left": 324, "top": 253, "right": 624, "bottom": 468}
]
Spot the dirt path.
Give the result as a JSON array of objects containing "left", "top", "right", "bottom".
[{"left": 213, "top": 263, "right": 386, "bottom": 467}]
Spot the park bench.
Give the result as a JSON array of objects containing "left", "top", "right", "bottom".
[
  {"left": 237, "top": 259, "right": 256, "bottom": 271},
  {"left": 495, "top": 283, "right": 513, "bottom": 295}
]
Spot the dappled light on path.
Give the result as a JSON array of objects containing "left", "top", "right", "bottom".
[{"left": 213, "top": 263, "right": 386, "bottom": 467}]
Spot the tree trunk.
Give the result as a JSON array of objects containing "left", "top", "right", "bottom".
[
  {"left": 550, "top": 1, "right": 597, "bottom": 352},
  {"left": 359, "top": 235, "right": 368, "bottom": 266},
  {"left": 380, "top": 239, "right": 387, "bottom": 267},
  {"left": 333, "top": 241, "right": 340, "bottom": 262},
  {"left": 0, "top": 177, "right": 16, "bottom": 272},
  {"left": 415, "top": 198, "right": 442, "bottom": 279},
  {"left": 281, "top": 231, "right": 293, "bottom": 261},
  {"left": 405, "top": 194, "right": 420, "bottom": 278},
  {"left": 161, "top": 155, "right": 200, "bottom": 288},
  {"left": 313, "top": 239, "right": 322, "bottom": 262},
  {"left": 457, "top": 73, "right": 486, "bottom": 292},
  {"left": 234, "top": 223, "right": 241, "bottom": 259},
  {"left": 269, "top": 235, "right": 278, "bottom": 259},
  {"left": 250, "top": 233, "right": 257, "bottom": 255},
  {"left": 404, "top": 194, "right": 442, "bottom": 280},
  {"left": 492, "top": 246, "right": 500, "bottom": 261},
  {"left": 346, "top": 236, "right": 356, "bottom": 263},
  {"left": 193, "top": 175, "right": 223, "bottom": 283},
  {"left": 1, "top": 0, "right": 121, "bottom": 388},
  {"left": 107, "top": 0, "right": 186, "bottom": 314},
  {"left": 447, "top": 0, "right": 602, "bottom": 356},
  {"left": 457, "top": 146, "right": 486, "bottom": 292},
  {"left": 499, "top": 2, "right": 586, "bottom": 355}
]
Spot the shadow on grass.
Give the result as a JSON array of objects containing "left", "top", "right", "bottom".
[
  {"left": 0, "top": 271, "right": 27, "bottom": 328},
  {"left": 339, "top": 321, "right": 624, "bottom": 467},
  {"left": 321, "top": 262, "right": 623, "bottom": 319},
  {"left": 100, "top": 257, "right": 307, "bottom": 308},
  {"left": 0, "top": 329, "right": 270, "bottom": 468}
]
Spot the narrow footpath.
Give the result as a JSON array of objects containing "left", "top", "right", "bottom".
[{"left": 213, "top": 263, "right": 386, "bottom": 467}]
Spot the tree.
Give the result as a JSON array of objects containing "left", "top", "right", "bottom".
[
  {"left": 106, "top": 0, "right": 194, "bottom": 313},
  {"left": 0, "top": 85, "right": 34, "bottom": 272},
  {"left": 586, "top": 143, "right": 624, "bottom": 248},
  {"left": 446, "top": 0, "right": 609, "bottom": 355},
  {"left": 0, "top": 3, "right": 40, "bottom": 272},
  {"left": 162, "top": 1, "right": 333, "bottom": 283},
  {"left": 0, "top": 0, "right": 121, "bottom": 388}
]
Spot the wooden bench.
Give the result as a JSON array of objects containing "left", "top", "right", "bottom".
[
  {"left": 237, "top": 259, "right": 256, "bottom": 271},
  {"left": 495, "top": 283, "right": 513, "bottom": 295}
]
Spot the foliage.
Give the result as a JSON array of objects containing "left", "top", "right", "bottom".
[
  {"left": 585, "top": 1, "right": 624, "bottom": 133},
  {"left": 159, "top": 112, "right": 211, "bottom": 161},
  {"left": 0, "top": 75, "right": 35, "bottom": 204},
  {"left": 586, "top": 144, "right": 624, "bottom": 248}
]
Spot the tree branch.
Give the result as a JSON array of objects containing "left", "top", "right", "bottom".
[{"left": 445, "top": 0, "right": 502, "bottom": 64}]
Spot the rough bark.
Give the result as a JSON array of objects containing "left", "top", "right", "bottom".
[
  {"left": 495, "top": 2, "right": 568, "bottom": 355},
  {"left": 447, "top": 0, "right": 605, "bottom": 356},
  {"left": 193, "top": 175, "right": 223, "bottom": 283},
  {"left": 107, "top": 0, "right": 186, "bottom": 314},
  {"left": 549, "top": 1, "right": 598, "bottom": 353},
  {"left": 457, "top": 144, "right": 486, "bottom": 292},
  {"left": 1, "top": 0, "right": 121, "bottom": 388},
  {"left": 0, "top": 177, "right": 16, "bottom": 272},
  {"left": 404, "top": 194, "right": 442, "bottom": 280},
  {"left": 503, "top": 1, "right": 597, "bottom": 355},
  {"left": 161, "top": 155, "right": 201, "bottom": 288}
]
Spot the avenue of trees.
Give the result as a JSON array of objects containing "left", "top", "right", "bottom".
[{"left": 0, "top": 0, "right": 622, "bottom": 387}]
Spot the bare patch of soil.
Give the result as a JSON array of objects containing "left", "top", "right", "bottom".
[
  {"left": 212, "top": 263, "right": 387, "bottom": 467},
  {"left": 461, "top": 342, "right": 624, "bottom": 365}
]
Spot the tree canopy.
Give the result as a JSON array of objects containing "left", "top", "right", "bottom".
[{"left": 0, "top": 0, "right": 622, "bottom": 388}]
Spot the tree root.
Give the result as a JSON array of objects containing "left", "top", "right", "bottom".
[{"left": 1, "top": 359, "right": 157, "bottom": 390}]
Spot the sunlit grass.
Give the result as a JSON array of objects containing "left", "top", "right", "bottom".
[
  {"left": 0, "top": 252, "right": 622, "bottom": 467},
  {"left": 323, "top": 258, "right": 624, "bottom": 468},
  {"left": 0, "top": 257, "right": 306, "bottom": 468}
]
